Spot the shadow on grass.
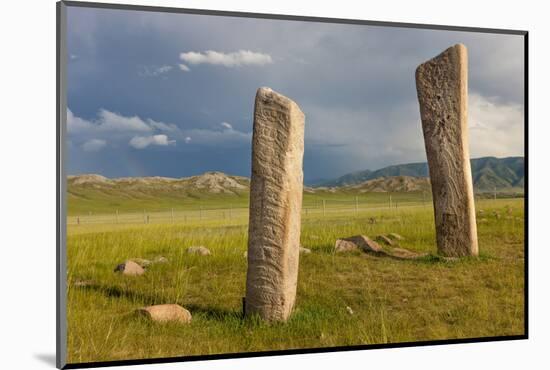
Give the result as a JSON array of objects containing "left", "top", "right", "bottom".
[{"left": 77, "top": 283, "right": 242, "bottom": 322}]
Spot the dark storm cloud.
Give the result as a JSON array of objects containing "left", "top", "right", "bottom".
[{"left": 66, "top": 7, "right": 524, "bottom": 181}]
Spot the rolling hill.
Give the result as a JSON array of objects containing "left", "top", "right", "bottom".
[{"left": 315, "top": 156, "right": 524, "bottom": 191}]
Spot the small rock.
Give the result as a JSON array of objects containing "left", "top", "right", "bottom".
[
  {"left": 114, "top": 260, "right": 145, "bottom": 276},
  {"left": 154, "top": 256, "right": 168, "bottom": 264},
  {"left": 346, "top": 306, "right": 354, "bottom": 315},
  {"left": 300, "top": 246, "right": 312, "bottom": 254},
  {"left": 376, "top": 235, "right": 395, "bottom": 246},
  {"left": 243, "top": 250, "right": 248, "bottom": 258},
  {"left": 335, "top": 239, "right": 359, "bottom": 253},
  {"left": 402, "top": 298, "right": 409, "bottom": 303},
  {"left": 187, "top": 246, "right": 211, "bottom": 256},
  {"left": 387, "top": 233, "right": 404, "bottom": 241},
  {"left": 73, "top": 279, "right": 95, "bottom": 288},
  {"left": 130, "top": 258, "right": 152, "bottom": 268},
  {"left": 136, "top": 304, "right": 192, "bottom": 324}
]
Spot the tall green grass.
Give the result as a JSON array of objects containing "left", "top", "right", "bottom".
[{"left": 66, "top": 198, "right": 524, "bottom": 363}]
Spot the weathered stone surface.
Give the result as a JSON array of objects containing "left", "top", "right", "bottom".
[
  {"left": 346, "top": 235, "right": 383, "bottom": 253},
  {"left": 376, "top": 235, "right": 395, "bottom": 246},
  {"left": 335, "top": 235, "right": 382, "bottom": 253},
  {"left": 114, "top": 260, "right": 145, "bottom": 276},
  {"left": 299, "top": 246, "right": 312, "bottom": 254},
  {"left": 136, "top": 304, "right": 192, "bottom": 324},
  {"left": 415, "top": 44, "right": 478, "bottom": 257},
  {"left": 187, "top": 246, "right": 211, "bottom": 256},
  {"left": 335, "top": 239, "right": 359, "bottom": 253},
  {"left": 245, "top": 87, "right": 305, "bottom": 322}
]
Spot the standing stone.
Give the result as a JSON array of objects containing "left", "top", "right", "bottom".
[
  {"left": 415, "top": 44, "right": 478, "bottom": 257},
  {"left": 245, "top": 87, "right": 305, "bottom": 322}
]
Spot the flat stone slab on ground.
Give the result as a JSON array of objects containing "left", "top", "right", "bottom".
[
  {"left": 300, "top": 247, "right": 312, "bottom": 254},
  {"left": 336, "top": 235, "right": 426, "bottom": 260},
  {"left": 187, "top": 246, "right": 211, "bottom": 256},
  {"left": 375, "top": 235, "right": 395, "bottom": 246},
  {"left": 114, "top": 260, "right": 145, "bottom": 276},
  {"left": 136, "top": 304, "right": 192, "bottom": 324},
  {"left": 387, "top": 233, "right": 405, "bottom": 241}
]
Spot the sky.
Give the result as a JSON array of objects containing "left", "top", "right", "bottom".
[{"left": 66, "top": 6, "right": 525, "bottom": 183}]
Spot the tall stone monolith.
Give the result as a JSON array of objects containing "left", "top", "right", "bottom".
[
  {"left": 245, "top": 87, "right": 305, "bottom": 321},
  {"left": 415, "top": 44, "right": 478, "bottom": 257}
]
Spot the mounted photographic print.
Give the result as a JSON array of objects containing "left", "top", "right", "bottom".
[{"left": 56, "top": 1, "right": 527, "bottom": 368}]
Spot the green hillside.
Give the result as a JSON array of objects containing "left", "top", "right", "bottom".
[{"left": 317, "top": 156, "right": 524, "bottom": 191}]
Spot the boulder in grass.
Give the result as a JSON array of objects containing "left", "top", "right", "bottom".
[
  {"left": 114, "top": 260, "right": 145, "bottom": 276},
  {"left": 299, "top": 246, "right": 312, "bottom": 254},
  {"left": 375, "top": 235, "right": 395, "bottom": 246},
  {"left": 335, "top": 239, "right": 359, "bottom": 253},
  {"left": 187, "top": 246, "right": 211, "bottom": 256},
  {"left": 387, "top": 233, "right": 404, "bottom": 241},
  {"left": 136, "top": 304, "right": 192, "bottom": 324}
]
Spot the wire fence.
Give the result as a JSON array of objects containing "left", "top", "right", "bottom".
[
  {"left": 67, "top": 193, "right": 522, "bottom": 226},
  {"left": 67, "top": 196, "right": 434, "bottom": 226}
]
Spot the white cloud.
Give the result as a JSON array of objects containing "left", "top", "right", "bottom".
[
  {"left": 82, "top": 139, "right": 106, "bottom": 152},
  {"left": 468, "top": 93, "right": 524, "bottom": 158},
  {"left": 220, "top": 122, "right": 233, "bottom": 130},
  {"left": 138, "top": 65, "right": 173, "bottom": 77},
  {"left": 68, "top": 108, "right": 251, "bottom": 150},
  {"left": 179, "top": 50, "right": 273, "bottom": 70},
  {"left": 147, "top": 118, "right": 179, "bottom": 133},
  {"left": 67, "top": 108, "right": 152, "bottom": 133},
  {"left": 129, "top": 134, "right": 175, "bottom": 149}
]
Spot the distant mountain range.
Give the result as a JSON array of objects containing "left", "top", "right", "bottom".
[
  {"left": 311, "top": 156, "right": 524, "bottom": 191},
  {"left": 67, "top": 157, "right": 524, "bottom": 210}
]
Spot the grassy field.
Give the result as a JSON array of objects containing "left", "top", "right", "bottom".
[{"left": 66, "top": 197, "right": 525, "bottom": 364}]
